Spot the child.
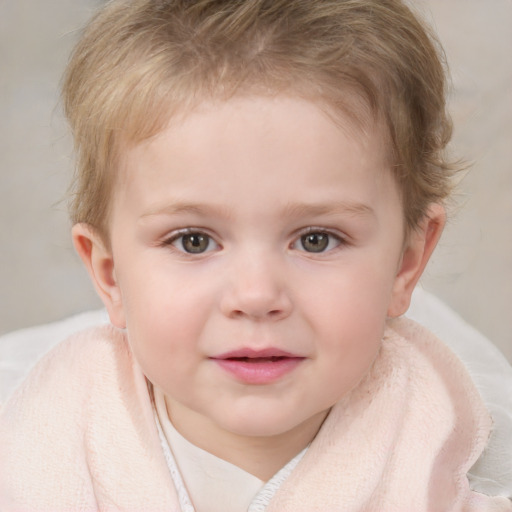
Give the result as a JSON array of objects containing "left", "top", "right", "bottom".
[{"left": 1, "top": 0, "right": 510, "bottom": 510}]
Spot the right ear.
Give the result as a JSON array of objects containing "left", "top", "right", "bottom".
[{"left": 72, "top": 223, "right": 126, "bottom": 329}]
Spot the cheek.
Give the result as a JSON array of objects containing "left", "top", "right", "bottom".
[
  {"left": 300, "top": 265, "right": 393, "bottom": 380},
  {"left": 115, "top": 264, "right": 214, "bottom": 376},
  {"left": 300, "top": 262, "right": 394, "bottom": 328},
  {"left": 314, "top": 305, "right": 384, "bottom": 404},
  {"left": 124, "top": 301, "right": 203, "bottom": 398},
  {"left": 118, "top": 252, "right": 213, "bottom": 324}
]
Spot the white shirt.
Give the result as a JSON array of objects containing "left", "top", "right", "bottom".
[{"left": 153, "top": 386, "right": 265, "bottom": 512}]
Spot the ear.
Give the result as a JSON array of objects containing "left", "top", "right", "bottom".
[
  {"left": 387, "top": 203, "right": 446, "bottom": 318},
  {"left": 72, "top": 223, "right": 126, "bottom": 328}
]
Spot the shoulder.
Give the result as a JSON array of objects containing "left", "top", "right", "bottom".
[
  {"left": 0, "top": 324, "right": 136, "bottom": 438},
  {"left": 0, "top": 325, "right": 175, "bottom": 510},
  {"left": 0, "top": 325, "right": 139, "bottom": 509},
  {"left": 382, "top": 316, "right": 488, "bottom": 424},
  {"left": 382, "top": 316, "right": 493, "bottom": 479},
  {"left": 1, "top": 324, "right": 131, "bottom": 408},
  {"left": 388, "top": 316, "right": 512, "bottom": 501},
  {"left": 384, "top": 316, "right": 481, "bottom": 386}
]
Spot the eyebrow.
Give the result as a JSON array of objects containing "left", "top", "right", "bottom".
[
  {"left": 140, "top": 200, "right": 375, "bottom": 221},
  {"left": 281, "top": 201, "right": 376, "bottom": 220},
  {"left": 140, "top": 202, "right": 233, "bottom": 219}
]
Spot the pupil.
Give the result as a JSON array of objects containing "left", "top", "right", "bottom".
[
  {"left": 183, "top": 234, "right": 208, "bottom": 253},
  {"left": 302, "top": 233, "right": 328, "bottom": 252}
]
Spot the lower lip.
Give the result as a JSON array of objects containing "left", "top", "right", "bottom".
[{"left": 213, "top": 357, "right": 304, "bottom": 385}]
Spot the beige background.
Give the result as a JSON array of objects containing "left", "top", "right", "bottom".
[{"left": 0, "top": 0, "right": 511, "bottom": 361}]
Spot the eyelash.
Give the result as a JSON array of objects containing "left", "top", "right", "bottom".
[
  {"left": 162, "top": 229, "right": 220, "bottom": 255},
  {"left": 161, "top": 227, "right": 348, "bottom": 255},
  {"left": 291, "top": 228, "right": 347, "bottom": 254}
]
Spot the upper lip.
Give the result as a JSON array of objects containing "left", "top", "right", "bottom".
[{"left": 212, "top": 348, "right": 302, "bottom": 359}]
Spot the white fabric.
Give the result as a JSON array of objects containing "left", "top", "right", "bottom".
[
  {"left": 0, "top": 309, "right": 109, "bottom": 402},
  {"left": 150, "top": 318, "right": 512, "bottom": 510},
  {"left": 408, "top": 287, "right": 512, "bottom": 497},
  {"left": 0, "top": 288, "right": 511, "bottom": 498},
  {"left": 153, "top": 383, "right": 308, "bottom": 512},
  {"left": 0, "top": 318, "right": 510, "bottom": 510},
  {"left": 154, "top": 385, "right": 265, "bottom": 512}
]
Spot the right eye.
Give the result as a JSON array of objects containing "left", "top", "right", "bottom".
[
  {"left": 166, "top": 231, "right": 219, "bottom": 254},
  {"left": 291, "top": 229, "right": 344, "bottom": 254}
]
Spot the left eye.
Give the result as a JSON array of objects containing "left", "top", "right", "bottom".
[{"left": 293, "top": 231, "right": 342, "bottom": 253}]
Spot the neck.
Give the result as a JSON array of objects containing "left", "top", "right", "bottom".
[{"left": 165, "top": 397, "right": 329, "bottom": 481}]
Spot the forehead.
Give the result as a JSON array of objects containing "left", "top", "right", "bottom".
[
  {"left": 112, "top": 95, "right": 401, "bottom": 228},
  {"left": 120, "top": 93, "right": 389, "bottom": 176}
]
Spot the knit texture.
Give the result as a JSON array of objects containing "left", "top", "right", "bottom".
[{"left": 0, "top": 319, "right": 510, "bottom": 511}]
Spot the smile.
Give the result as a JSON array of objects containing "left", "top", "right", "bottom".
[{"left": 211, "top": 348, "right": 305, "bottom": 385}]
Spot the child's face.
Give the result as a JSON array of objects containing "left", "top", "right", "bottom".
[{"left": 76, "top": 95, "right": 438, "bottom": 447}]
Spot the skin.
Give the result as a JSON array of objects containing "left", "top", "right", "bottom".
[{"left": 73, "top": 95, "right": 445, "bottom": 480}]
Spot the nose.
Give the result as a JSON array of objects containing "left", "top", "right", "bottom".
[{"left": 219, "top": 254, "right": 292, "bottom": 321}]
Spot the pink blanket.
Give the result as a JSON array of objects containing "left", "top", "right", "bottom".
[{"left": 1, "top": 318, "right": 510, "bottom": 511}]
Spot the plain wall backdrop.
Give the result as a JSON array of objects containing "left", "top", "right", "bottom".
[{"left": 0, "top": 0, "right": 511, "bottom": 361}]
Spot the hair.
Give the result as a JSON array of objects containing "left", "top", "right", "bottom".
[{"left": 63, "top": 0, "right": 457, "bottom": 239}]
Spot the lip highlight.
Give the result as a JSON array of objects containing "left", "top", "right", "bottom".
[{"left": 211, "top": 348, "right": 305, "bottom": 385}]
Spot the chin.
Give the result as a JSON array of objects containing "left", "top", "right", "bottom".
[
  {"left": 221, "top": 407, "right": 326, "bottom": 440},
  {"left": 214, "top": 408, "right": 291, "bottom": 438}
]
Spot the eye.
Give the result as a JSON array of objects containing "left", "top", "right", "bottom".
[
  {"left": 167, "top": 231, "right": 218, "bottom": 254},
  {"left": 293, "top": 230, "right": 343, "bottom": 253}
]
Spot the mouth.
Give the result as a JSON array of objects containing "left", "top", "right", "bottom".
[
  {"left": 211, "top": 348, "right": 305, "bottom": 385},
  {"left": 225, "top": 355, "right": 290, "bottom": 363}
]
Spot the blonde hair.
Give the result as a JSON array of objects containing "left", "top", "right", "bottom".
[{"left": 63, "top": 0, "right": 456, "bottom": 238}]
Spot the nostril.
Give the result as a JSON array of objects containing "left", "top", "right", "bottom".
[
  {"left": 228, "top": 308, "right": 286, "bottom": 320},
  {"left": 220, "top": 281, "right": 293, "bottom": 320}
]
